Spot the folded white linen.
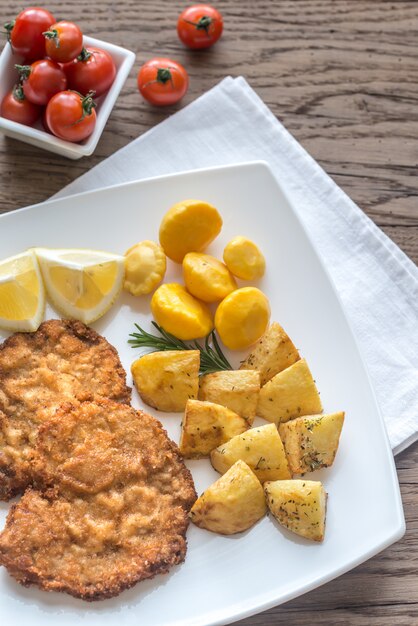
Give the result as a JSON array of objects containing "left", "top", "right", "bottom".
[{"left": 53, "top": 76, "right": 418, "bottom": 455}]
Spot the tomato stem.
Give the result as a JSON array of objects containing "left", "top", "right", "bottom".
[
  {"left": 4, "top": 20, "right": 15, "bottom": 47},
  {"left": 183, "top": 15, "right": 214, "bottom": 35},
  {"left": 15, "top": 64, "right": 31, "bottom": 80},
  {"left": 13, "top": 84, "right": 25, "bottom": 101},
  {"left": 156, "top": 68, "right": 173, "bottom": 84},
  {"left": 43, "top": 29, "right": 60, "bottom": 48},
  {"left": 82, "top": 91, "right": 97, "bottom": 116},
  {"left": 63, "top": 91, "right": 96, "bottom": 128},
  {"left": 77, "top": 47, "right": 92, "bottom": 62},
  {"left": 143, "top": 67, "right": 176, "bottom": 91}
]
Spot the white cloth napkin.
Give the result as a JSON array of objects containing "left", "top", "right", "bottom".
[{"left": 54, "top": 76, "right": 418, "bottom": 456}]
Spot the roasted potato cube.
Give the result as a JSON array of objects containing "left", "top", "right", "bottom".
[
  {"left": 199, "top": 370, "right": 260, "bottom": 424},
  {"left": 257, "top": 358, "right": 322, "bottom": 425},
  {"left": 279, "top": 412, "right": 344, "bottom": 474},
  {"left": 189, "top": 459, "right": 266, "bottom": 534},
  {"left": 179, "top": 399, "right": 248, "bottom": 459},
  {"left": 240, "top": 322, "right": 300, "bottom": 385},
  {"left": 211, "top": 423, "right": 291, "bottom": 482},
  {"left": 131, "top": 350, "right": 199, "bottom": 412},
  {"left": 265, "top": 479, "right": 327, "bottom": 541}
]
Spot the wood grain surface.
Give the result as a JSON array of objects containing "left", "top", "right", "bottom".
[{"left": 0, "top": 1, "right": 417, "bottom": 624}]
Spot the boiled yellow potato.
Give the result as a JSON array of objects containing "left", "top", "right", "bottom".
[
  {"left": 183, "top": 253, "right": 237, "bottom": 303},
  {"left": 215, "top": 287, "right": 270, "bottom": 350},
  {"left": 124, "top": 240, "right": 166, "bottom": 296},
  {"left": 279, "top": 411, "right": 345, "bottom": 474},
  {"left": 264, "top": 479, "right": 327, "bottom": 541},
  {"left": 223, "top": 236, "right": 265, "bottom": 280},
  {"left": 198, "top": 369, "right": 260, "bottom": 425},
  {"left": 179, "top": 399, "right": 248, "bottom": 458},
  {"left": 189, "top": 459, "right": 267, "bottom": 534},
  {"left": 151, "top": 283, "right": 213, "bottom": 340},
  {"left": 240, "top": 321, "right": 300, "bottom": 385},
  {"left": 211, "top": 423, "right": 291, "bottom": 483},
  {"left": 159, "top": 199, "right": 222, "bottom": 263},
  {"left": 257, "top": 358, "right": 322, "bottom": 425},
  {"left": 131, "top": 349, "right": 200, "bottom": 412}
]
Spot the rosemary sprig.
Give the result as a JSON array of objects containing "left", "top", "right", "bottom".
[{"left": 128, "top": 321, "right": 232, "bottom": 375}]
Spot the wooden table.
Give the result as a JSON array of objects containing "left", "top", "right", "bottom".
[{"left": 1, "top": 0, "right": 417, "bottom": 623}]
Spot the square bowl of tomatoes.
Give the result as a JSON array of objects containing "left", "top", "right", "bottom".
[{"left": 0, "top": 8, "right": 135, "bottom": 159}]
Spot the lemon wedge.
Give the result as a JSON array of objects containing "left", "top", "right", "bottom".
[
  {"left": 0, "top": 249, "right": 45, "bottom": 332},
  {"left": 35, "top": 248, "right": 125, "bottom": 324}
]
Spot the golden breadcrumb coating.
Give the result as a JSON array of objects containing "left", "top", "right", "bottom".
[
  {"left": 0, "top": 319, "right": 131, "bottom": 500},
  {"left": 0, "top": 400, "right": 196, "bottom": 600}
]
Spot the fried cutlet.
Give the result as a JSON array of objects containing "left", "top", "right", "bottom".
[
  {"left": 0, "top": 400, "right": 196, "bottom": 600},
  {"left": 0, "top": 319, "right": 131, "bottom": 500}
]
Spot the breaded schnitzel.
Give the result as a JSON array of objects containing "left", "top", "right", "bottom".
[
  {"left": 0, "top": 400, "right": 196, "bottom": 600},
  {"left": 0, "top": 319, "right": 131, "bottom": 500}
]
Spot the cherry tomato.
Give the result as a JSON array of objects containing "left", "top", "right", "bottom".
[
  {"left": 17, "top": 59, "right": 67, "bottom": 106},
  {"left": 4, "top": 7, "right": 55, "bottom": 61},
  {"left": 64, "top": 47, "right": 116, "bottom": 96},
  {"left": 177, "top": 5, "right": 223, "bottom": 49},
  {"left": 46, "top": 90, "right": 96, "bottom": 142},
  {"left": 137, "top": 58, "right": 189, "bottom": 106},
  {"left": 44, "top": 20, "right": 83, "bottom": 63},
  {"left": 0, "top": 84, "right": 41, "bottom": 126},
  {"left": 41, "top": 108, "right": 51, "bottom": 133}
]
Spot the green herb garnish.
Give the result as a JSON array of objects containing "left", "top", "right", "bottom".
[{"left": 128, "top": 321, "right": 232, "bottom": 375}]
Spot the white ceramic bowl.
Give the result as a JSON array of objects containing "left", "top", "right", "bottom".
[{"left": 0, "top": 35, "right": 135, "bottom": 159}]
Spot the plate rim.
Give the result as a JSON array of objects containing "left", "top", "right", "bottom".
[{"left": 0, "top": 161, "right": 406, "bottom": 625}]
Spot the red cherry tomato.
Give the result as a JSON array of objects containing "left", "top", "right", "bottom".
[
  {"left": 177, "top": 5, "right": 223, "bottom": 49},
  {"left": 0, "top": 84, "right": 41, "bottom": 126},
  {"left": 64, "top": 47, "right": 116, "bottom": 96},
  {"left": 137, "top": 58, "right": 189, "bottom": 106},
  {"left": 17, "top": 59, "right": 67, "bottom": 106},
  {"left": 44, "top": 21, "right": 83, "bottom": 63},
  {"left": 46, "top": 90, "right": 96, "bottom": 142},
  {"left": 4, "top": 7, "right": 55, "bottom": 61},
  {"left": 41, "top": 108, "right": 51, "bottom": 133}
]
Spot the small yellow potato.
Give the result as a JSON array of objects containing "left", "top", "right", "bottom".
[
  {"left": 257, "top": 358, "right": 322, "bottom": 425},
  {"left": 223, "top": 236, "right": 266, "bottom": 280},
  {"left": 179, "top": 399, "right": 248, "bottom": 459},
  {"left": 279, "top": 411, "right": 345, "bottom": 474},
  {"left": 211, "top": 423, "right": 291, "bottom": 483},
  {"left": 131, "top": 349, "right": 200, "bottom": 412},
  {"left": 264, "top": 479, "right": 327, "bottom": 541},
  {"left": 159, "top": 199, "right": 223, "bottom": 263},
  {"left": 189, "top": 459, "right": 267, "bottom": 534},
  {"left": 199, "top": 369, "right": 260, "bottom": 424},
  {"left": 151, "top": 283, "right": 213, "bottom": 340},
  {"left": 240, "top": 321, "right": 300, "bottom": 385},
  {"left": 124, "top": 240, "right": 166, "bottom": 296},
  {"left": 215, "top": 287, "right": 270, "bottom": 350},
  {"left": 183, "top": 253, "right": 237, "bottom": 303}
]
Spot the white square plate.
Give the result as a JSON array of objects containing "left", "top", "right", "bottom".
[{"left": 0, "top": 162, "right": 405, "bottom": 625}]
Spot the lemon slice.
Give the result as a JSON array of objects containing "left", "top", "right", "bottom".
[
  {"left": 35, "top": 248, "right": 125, "bottom": 324},
  {"left": 0, "top": 249, "right": 45, "bottom": 332}
]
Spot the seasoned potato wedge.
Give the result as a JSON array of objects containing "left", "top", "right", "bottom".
[
  {"left": 257, "top": 358, "right": 322, "bottom": 425},
  {"left": 199, "top": 370, "right": 260, "bottom": 424},
  {"left": 190, "top": 459, "right": 267, "bottom": 534},
  {"left": 265, "top": 479, "right": 327, "bottom": 541},
  {"left": 279, "top": 412, "right": 344, "bottom": 474},
  {"left": 131, "top": 350, "right": 199, "bottom": 412},
  {"left": 179, "top": 399, "right": 248, "bottom": 459},
  {"left": 240, "top": 322, "right": 300, "bottom": 385},
  {"left": 211, "top": 423, "right": 291, "bottom": 482}
]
